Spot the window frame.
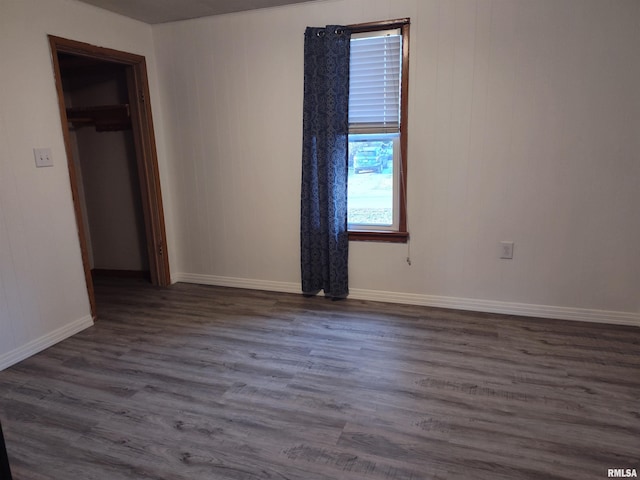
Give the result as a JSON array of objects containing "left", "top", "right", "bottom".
[{"left": 348, "top": 18, "right": 410, "bottom": 243}]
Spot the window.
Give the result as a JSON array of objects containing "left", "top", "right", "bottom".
[{"left": 348, "top": 19, "right": 409, "bottom": 242}]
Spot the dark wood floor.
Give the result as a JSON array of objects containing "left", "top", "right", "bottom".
[{"left": 1, "top": 279, "right": 639, "bottom": 480}]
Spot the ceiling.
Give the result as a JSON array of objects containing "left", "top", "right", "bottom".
[{"left": 75, "top": 0, "right": 322, "bottom": 24}]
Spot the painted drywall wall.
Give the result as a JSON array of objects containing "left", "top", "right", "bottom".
[
  {"left": 73, "top": 128, "right": 148, "bottom": 271},
  {"left": 154, "top": 0, "right": 640, "bottom": 322},
  {"left": 0, "top": 0, "right": 170, "bottom": 369},
  {"left": 67, "top": 76, "right": 149, "bottom": 272}
]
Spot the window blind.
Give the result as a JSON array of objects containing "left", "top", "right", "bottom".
[{"left": 349, "top": 31, "right": 402, "bottom": 133}]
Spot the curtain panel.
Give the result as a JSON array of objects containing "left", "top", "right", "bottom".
[{"left": 300, "top": 25, "right": 351, "bottom": 299}]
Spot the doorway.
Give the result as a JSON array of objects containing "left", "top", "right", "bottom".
[{"left": 49, "top": 36, "right": 170, "bottom": 318}]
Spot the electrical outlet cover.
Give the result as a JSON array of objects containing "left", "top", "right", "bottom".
[{"left": 500, "top": 241, "right": 514, "bottom": 259}]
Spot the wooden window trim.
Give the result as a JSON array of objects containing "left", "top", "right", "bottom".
[
  {"left": 347, "top": 18, "right": 410, "bottom": 244},
  {"left": 349, "top": 230, "right": 409, "bottom": 243}
]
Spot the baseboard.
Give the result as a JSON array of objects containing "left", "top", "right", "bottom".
[
  {"left": 0, "top": 315, "right": 94, "bottom": 371},
  {"left": 173, "top": 272, "right": 640, "bottom": 327},
  {"left": 348, "top": 289, "right": 640, "bottom": 327},
  {"left": 175, "top": 273, "right": 302, "bottom": 294}
]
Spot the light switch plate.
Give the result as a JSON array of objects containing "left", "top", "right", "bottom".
[
  {"left": 500, "top": 241, "right": 514, "bottom": 259},
  {"left": 34, "top": 148, "right": 53, "bottom": 167}
]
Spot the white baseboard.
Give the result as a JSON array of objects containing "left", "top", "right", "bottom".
[
  {"left": 0, "top": 315, "right": 94, "bottom": 371},
  {"left": 347, "top": 289, "right": 640, "bottom": 327},
  {"left": 175, "top": 273, "right": 302, "bottom": 294},
  {"left": 174, "top": 272, "right": 640, "bottom": 327}
]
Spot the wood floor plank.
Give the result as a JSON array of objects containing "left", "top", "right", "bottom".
[{"left": 0, "top": 278, "right": 638, "bottom": 479}]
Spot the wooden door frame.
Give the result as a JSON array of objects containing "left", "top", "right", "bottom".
[{"left": 49, "top": 35, "right": 171, "bottom": 318}]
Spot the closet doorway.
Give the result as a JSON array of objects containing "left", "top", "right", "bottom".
[{"left": 49, "top": 36, "right": 170, "bottom": 318}]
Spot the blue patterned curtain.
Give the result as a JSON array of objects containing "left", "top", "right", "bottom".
[{"left": 300, "top": 25, "right": 351, "bottom": 299}]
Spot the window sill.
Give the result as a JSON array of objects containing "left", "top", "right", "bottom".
[{"left": 348, "top": 230, "right": 409, "bottom": 243}]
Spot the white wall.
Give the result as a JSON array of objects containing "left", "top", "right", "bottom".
[
  {"left": 0, "top": 0, "right": 170, "bottom": 369},
  {"left": 73, "top": 127, "right": 148, "bottom": 271},
  {"left": 155, "top": 0, "right": 640, "bottom": 324}
]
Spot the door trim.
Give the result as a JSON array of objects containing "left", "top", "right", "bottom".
[{"left": 49, "top": 35, "right": 171, "bottom": 318}]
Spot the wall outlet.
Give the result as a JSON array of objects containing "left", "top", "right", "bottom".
[
  {"left": 500, "top": 241, "right": 514, "bottom": 259},
  {"left": 33, "top": 147, "right": 53, "bottom": 167}
]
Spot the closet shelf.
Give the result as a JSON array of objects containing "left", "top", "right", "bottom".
[{"left": 66, "top": 104, "right": 131, "bottom": 131}]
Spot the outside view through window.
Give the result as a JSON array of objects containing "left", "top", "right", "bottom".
[{"left": 347, "top": 137, "right": 395, "bottom": 226}]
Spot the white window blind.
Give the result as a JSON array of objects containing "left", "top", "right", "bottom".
[{"left": 349, "top": 29, "right": 402, "bottom": 133}]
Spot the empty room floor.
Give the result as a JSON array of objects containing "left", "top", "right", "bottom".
[{"left": 0, "top": 279, "right": 638, "bottom": 479}]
